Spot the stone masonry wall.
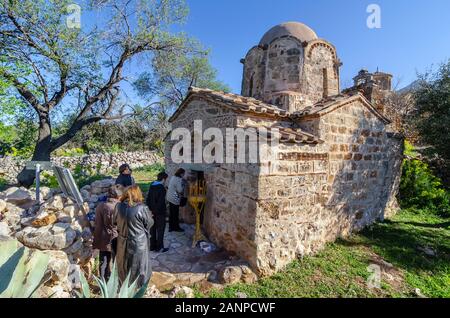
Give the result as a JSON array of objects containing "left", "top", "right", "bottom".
[
  {"left": 253, "top": 100, "right": 403, "bottom": 275},
  {"left": 0, "top": 151, "right": 163, "bottom": 183}
]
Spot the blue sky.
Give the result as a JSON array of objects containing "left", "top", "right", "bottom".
[{"left": 178, "top": 0, "right": 450, "bottom": 92}]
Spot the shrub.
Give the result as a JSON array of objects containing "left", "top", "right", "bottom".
[
  {"left": 0, "top": 177, "right": 8, "bottom": 192},
  {"left": 53, "top": 148, "right": 85, "bottom": 157},
  {"left": 399, "top": 157, "right": 450, "bottom": 217}
]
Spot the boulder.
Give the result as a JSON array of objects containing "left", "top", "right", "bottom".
[
  {"left": 32, "top": 213, "right": 58, "bottom": 227},
  {"left": 150, "top": 272, "right": 177, "bottom": 291},
  {"left": 63, "top": 205, "right": 78, "bottom": 218},
  {"left": 55, "top": 212, "right": 72, "bottom": 224},
  {"left": 45, "top": 195, "right": 65, "bottom": 212},
  {"left": 2, "top": 202, "right": 24, "bottom": 232},
  {"left": 239, "top": 265, "right": 258, "bottom": 284},
  {"left": 169, "top": 286, "right": 195, "bottom": 298},
  {"left": 218, "top": 265, "right": 242, "bottom": 284},
  {"left": 15, "top": 223, "right": 77, "bottom": 250},
  {"left": 3, "top": 187, "right": 33, "bottom": 206},
  {"left": 63, "top": 238, "right": 83, "bottom": 255},
  {"left": 42, "top": 250, "right": 71, "bottom": 285}
]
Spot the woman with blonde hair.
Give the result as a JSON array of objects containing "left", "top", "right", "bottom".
[{"left": 114, "top": 185, "right": 153, "bottom": 288}]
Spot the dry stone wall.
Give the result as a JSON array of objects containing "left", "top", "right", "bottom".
[{"left": 0, "top": 151, "right": 163, "bottom": 183}]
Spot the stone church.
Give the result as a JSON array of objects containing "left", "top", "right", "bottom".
[{"left": 165, "top": 22, "right": 403, "bottom": 275}]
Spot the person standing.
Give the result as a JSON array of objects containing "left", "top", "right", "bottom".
[
  {"left": 146, "top": 172, "right": 169, "bottom": 253},
  {"left": 114, "top": 185, "right": 153, "bottom": 288},
  {"left": 166, "top": 168, "right": 186, "bottom": 232},
  {"left": 93, "top": 186, "right": 119, "bottom": 281},
  {"left": 115, "top": 163, "right": 135, "bottom": 188}
]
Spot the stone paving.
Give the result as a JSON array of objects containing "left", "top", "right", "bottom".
[{"left": 149, "top": 223, "right": 240, "bottom": 291}]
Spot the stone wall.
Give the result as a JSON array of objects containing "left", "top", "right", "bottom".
[
  {"left": 0, "top": 151, "right": 163, "bottom": 183},
  {"left": 253, "top": 100, "right": 404, "bottom": 275}
]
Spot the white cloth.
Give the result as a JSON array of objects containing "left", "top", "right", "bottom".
[{"left": 166, "top": 176, "right": 184, "bottom": 205}]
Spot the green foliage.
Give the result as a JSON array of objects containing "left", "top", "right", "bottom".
[
  {"left": 40, "top": 172, "right": 59, "bottom": 189},
  {"left": 0, "top": 119, "right": 37, "bottom": 158},
  {"left": 0, "top": 238, "right": 50, "bottom": 298},
  {"left": 53, "top": 148, "right": 85, "bottom": 157},
  {"left": 400, "top": 142, "right": 450, "bottom": 217},
  {"left": 200, "top": 208, "right": 450, "bottom": 298},
  {"left": 0, "top": 177, "right": 8, "bottom": 192},
  {"left": 133, "top": 163, "right": 166, "bottom": 194},
  {"left": 71, "top": 164, "right": 110, "bottom": 188},
  {"left": 77, "top": 262, "right": 148, "bottom": 298},
  {"left": 413, "top": 60, "right": 450, "bottom": 172}
]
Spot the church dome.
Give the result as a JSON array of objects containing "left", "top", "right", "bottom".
[{"left": 259, "top": 22, "right": 318, "bottom": 46}]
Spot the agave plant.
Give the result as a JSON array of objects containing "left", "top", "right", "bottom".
[
  {"left": 0, "top": 238, "right": 50, "bottom": 298},
  {"left": 77, "top": 261, "right": 148, "bottom": 298}
]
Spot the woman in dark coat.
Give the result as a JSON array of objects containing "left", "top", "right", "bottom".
[
  {"left": 93, "top": 186, "right": 119, "bottom": 281},
  {"left": 114, "top": 185, "right": 153, "bottom": 288}
]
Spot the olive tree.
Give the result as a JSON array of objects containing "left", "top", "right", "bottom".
[{"left": 0, "top": 0, "right": 190, "bottom": 187}]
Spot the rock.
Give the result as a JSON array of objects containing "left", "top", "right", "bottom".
[
  {"left": 73, "top": 244, "right": 93, "bottom": 265},
  {"left": 15, "top": 223, "right": 77, "bottom": 250},
  {"left": 0, "top": 199, "right": 6, "bottom": 213},
  {"left": 80, "top": 190, "right": 90, "bottom": 201},
  {"left": 36, "top": 285, "right": 70, "bottom": 298},
  {"left": 67, "top": 264, "right": 82, "bottom": 291},
  {"left": 236, "top": 292, "right": 248, "bottom": 298},
  {"left": 415, "top": 288, "right": 426, "bottom": 298},
  {"left": 218, "top": 266, "right": 242, "bottom": 284},
  {"left": 40, "top": 187, "right": 51, "bottom": 201},
  {"left": 32, "top": 213, "right": 58, "bottom": 227},
  {"left": 45, "top": 195, "right": 65, "bottom": 212},
  {"left": 150, "top": 272, "right": 177, "bottom": 291},
  {"left": 240, "top": 265, "right": 258, "bottom": 284},
  {"left": 3, "top": 187, "right": 33, "bottom": 206},
  {"left": 145, "top": 285, "right": 162, "bottom": 298},
  {"left": 88, "top": 195, "right": 99, "bottom": 203},
  {"left": 42, "top": 250, "right": 70, "bottom": 285},
  {"left": 2, "top": 203, "right": 24, "bottom": 232},
  {"left": 63, "top": 205, "right": 78, "bottom": 218},
  {"left": 56, "top": 212, "right": 72, "bottom": 224},
  {"left": 63, "top": 238, "right": 83, "bottom": 255},
  {"left": 0, "top": 221, "right": 10, "bottom": 237},
  {"left": 169, "top": 285, "right": 195, "bottom": 298},
  {"left": 81, "top": 227, "right": 93, "bottom": 242},
  {"left": 207, "top": 270, "right": 218, "bottom": 282},
  {"left": 418, "top": 246, "right": 436, "bottom": 257},
  {"left": 20, "top": 216, "right": 35, "bottom": 227}
]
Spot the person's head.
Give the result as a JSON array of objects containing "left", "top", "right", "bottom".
[
  {"left": 174, "top": 168, "right": 185, "bottom": 178},
  {"left": 107, "top": 186, "right": 120, "bottom": 200},
  {"left": 121, "top": 185, "right": 144, "bottom": 206},
  {"left": 119, "top": 163, "right": 132, "bottom": 175},
  {"left": 157, "top": 171, "right": 168, "bottom": 182}
]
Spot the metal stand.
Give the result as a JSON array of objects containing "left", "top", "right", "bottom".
[{"left": 188, "top": 180, "right": 207, "bottom": 248}]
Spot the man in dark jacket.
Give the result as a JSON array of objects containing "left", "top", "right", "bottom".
[
  {"left": 115, "top": 163, "right": 135, "bottom": 188},
  {"left": 146, "top": 172, "right": 169, "bottom": 253}
]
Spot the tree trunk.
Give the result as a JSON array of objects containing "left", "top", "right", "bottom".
[{"left": 17, "top": 112, "right": 52, "bottom": 188}]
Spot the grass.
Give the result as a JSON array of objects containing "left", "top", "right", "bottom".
[
  {"left": 133, "top": 163, "right": 165, "bottom": 194},
  {"left": 196, "top": 208, "right": 450, "bottom": 298}
]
